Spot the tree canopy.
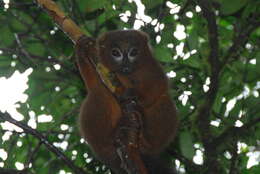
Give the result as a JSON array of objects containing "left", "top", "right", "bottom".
[{"left": 0, "top": 0, "right": 259, "bottom": 174}]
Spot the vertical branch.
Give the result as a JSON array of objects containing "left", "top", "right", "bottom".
[
  {"left": 229, "top": 141, "right": 238, "bottom": 174},
  {"left": 195, "top": 0, "right": 220, "bottom": 145},
  {"left": 195, "top": 0, "right": 221, "bottom": 173}
]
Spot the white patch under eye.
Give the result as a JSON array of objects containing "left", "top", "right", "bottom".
[
  {"left": 128, "top": 48, "right": 138, "bottom": 62},
  {"left": 111, "top": 48, "right": 123, "bottom": 62}
]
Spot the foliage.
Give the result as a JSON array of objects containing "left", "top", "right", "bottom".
[{"left": 0, "top": 0, "right": 259, "bottom": 174}]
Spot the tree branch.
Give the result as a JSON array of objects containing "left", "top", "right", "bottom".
[
  {"left": 0, "top": 1, "right": 35, "bottom": 9},
  {"left": 0, "top": 168, "right": 28, "bottom": 174},
  {"left": 213, "top": 117, "right": 260, "bottom": 146},
  {"left": 0, "top": 46, "right": 78, "bottom": 76},
  {"left": 195, "top": 0, "right": 220, "bottom": 145},
  {"left": 229, "top": 141, "right": 238, "bottom": 174},
  {"left": 194, "top": 1, "right": 221, "bottom": 173},
  {"left": 0, "top": 112, "right": 87, "bottom": 174},
  {"left": 35, "top": 0, "right": 84, "bottom": 43},
  {"left": 25, "top": 106, "right": 79, "bottom": 168},
  {"left": 221, "top": 17, "right": 260, "bottom": 68},
  {"left": 167, "top": 149, "right": 202, "bottom": 173},
  {"left": 196, "top": 0, "right": 220, "bottom": 73}
]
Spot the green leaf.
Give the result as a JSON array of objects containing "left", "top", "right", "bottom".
[
  {"left": 213, "top": 92, "right": 223, "bottom": 113},
  {"left": 26, "top": 42, "right": 45, "bottom": 56},
  {"left": 242, "top": 165, "right": 260, "bottom": 174},
  {"left": 242, "top": 1, "right": 259, "bottom": 19},
  {"left": 0, "top": 26, "right": 15, "bottom": 46},
  {"left": 179, "top": 131, "right": 195, "bottom": 160},
  {"left": 187, "top": 28, "right": 198, "bottom": 50},
  {"left": 84, "top": 8, "right": 105, "bottom": 20},
  {"left": 0, "top": 55, "right": 11, "bottom": 67},
  {"left": 183, "top": 54, "right": 201, "bottom": 69},
  {"left": 0, "top": 55, "right": 15, "bottom": 77},
  {"left": 78, "top": 0, "right": 107, "bottom": 13},
  {"left": 219, "top": 0, "right": 249, "bottom": 15},
  {"left": 10, "top": 18, "right": 27, "bottom": 32},
  {"left": 154, "top": 46, "right": 172, "bottom": 62},
  {"left": 143, "top": 0, "right": 164, "bottom": 9},
  {"left": 161, "top": 26, "right": 174, "bottom": 44}
]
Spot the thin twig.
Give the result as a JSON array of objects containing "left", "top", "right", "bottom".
[
  {"left": 221, "top": 19, "right": 260, "bottom": 68},
  {"left": 25, "top": 106, "right": 79, "bottom": 167},
  {"left": 167, "top": 149, "right": 201, "bottom": 173},
  {"left": 0, "top": 112, "right": 87, "bottom": 174},
  {"left": 213, "top": 117, "right": 260, "bottom": 147},
  {"left": 0, "top": 168, "right": 28, "bottom": 174}
]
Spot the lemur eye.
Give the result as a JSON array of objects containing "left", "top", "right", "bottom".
[
  {"left": 129, "top": 48, "right": 138, "bottom": 57},
  {"left": 111, "top": 48, "right": 123, "bottom": 62},
  {"left": 128, "top": 48, "right": 138, "bottom": 62}
]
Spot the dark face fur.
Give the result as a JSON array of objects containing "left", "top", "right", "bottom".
[{"left": 97, "top": 30, "right": 149, "bottom": 75}]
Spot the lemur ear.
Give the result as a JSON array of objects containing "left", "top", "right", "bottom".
[
  {"left": 97, "top": 32, "right": 107, "bottom": 48},
  {"left": 138, "top": 30, "right": 149, "bottom": 43}
]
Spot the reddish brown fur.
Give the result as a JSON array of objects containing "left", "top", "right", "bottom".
[{"left": 76, "top": 30, "right": 178, "bottom": 174}]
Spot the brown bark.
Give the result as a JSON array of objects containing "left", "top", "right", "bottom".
[{"left": 37, "top": 0, "right": 84, "bottom": 43}]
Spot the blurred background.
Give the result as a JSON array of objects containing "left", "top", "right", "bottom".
[{"left": 0, "top": 0, "right": 259, "bottom": 174}]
